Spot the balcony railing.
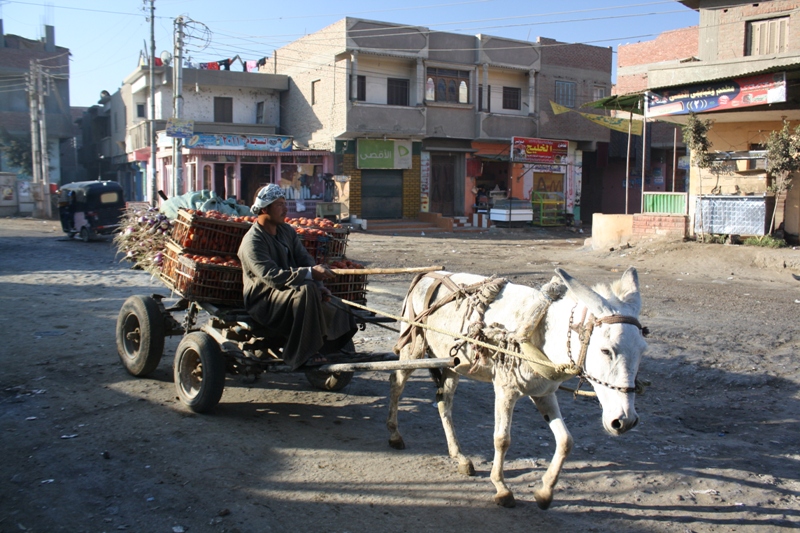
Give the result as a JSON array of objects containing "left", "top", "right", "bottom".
[{"left": 643, "top": 192, "right": 687, "bottom": 214}]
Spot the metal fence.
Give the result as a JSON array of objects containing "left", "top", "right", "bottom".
[{"left": 643, "top": 192, "right": 687, "bottom": 214}]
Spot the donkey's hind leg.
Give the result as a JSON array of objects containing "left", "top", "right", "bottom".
[
  {"left": 387, "top": 336, "right": 425, "bottom": 450},
  {"left": 434, "top": 367, "right": 475, "bottom": 476}
]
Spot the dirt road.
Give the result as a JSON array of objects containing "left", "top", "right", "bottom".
[{"left": 1, "top": 217, "right": 799, "bottom": 533}]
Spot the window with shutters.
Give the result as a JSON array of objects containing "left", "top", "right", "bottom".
[
  {"left": 593, "top": 86, "right": 606, "bottom": 101},
  {"left": 387, "top": 78, "right": 409, "bottom": 106},
  {"left": 555, "top": 80, "right": 577, "bottom": 108},
  {"left": 502, "top": 87, "right": 521, "bottom": 110},
  {"left": 356, "top": 75, "right": 366, "bottom": 101},
  {"left": 214, "top": 97, "right": 233, "bottom": 122},
  {"left": 747, "top": 17, "right": 789, "bottom": 56},
  {"left": 256, "top": 102, "right": 264, "bottom": 124},
  {"left": 425, "top": 68, "right": 470, "bottom": 103}
]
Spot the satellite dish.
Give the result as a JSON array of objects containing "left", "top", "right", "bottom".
[{"left": 160, "top": 51, "right": 173, "bottom": 66}]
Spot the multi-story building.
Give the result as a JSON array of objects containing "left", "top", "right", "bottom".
[
  {"left": 273, "top": 18, "right": 612, "bottom": 223},
  {"left": 0, "top": 22, "right": 76, "bottom": 211},
  {"left": 639, "top": 0, "right": 800, "bottom": 240},
  {"left": 95, "top": 62, "right": 337, "bottom": 209}
]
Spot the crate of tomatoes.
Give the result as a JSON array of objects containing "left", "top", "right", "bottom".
[
  {"left": 159, "top": 241, "right": 244, "bottom": 306},
  {"left": 291, "top": 224, "right": 329, "bottom": 265},
  {"left": 287, "top": 216, "right": 349, "bottom": 263},
  {"left": 324, "top": 259, "right": 367, "bottom": 305},
  {"left": 171, "top": 209, "right": 255, "bottom": 256}
]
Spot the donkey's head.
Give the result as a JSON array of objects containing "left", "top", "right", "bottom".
[{"left": 556, "top": 267, "right": 648, "bottom": 436}]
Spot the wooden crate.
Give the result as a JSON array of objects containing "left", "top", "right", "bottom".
[
  {"left": 159, "top": 242, "right": 244, "bottom": 306},
  {"left": 170, "top": 209, "right": 250, "bottom": 256},
  {"left": 324, "top": 273, "right": 368, "bottom": 306},
  {"left": 300, "top": 233, "right": 329, "bottom": 265},
  {"left": 322, "top": 227, "right": 349, "bottom": 261}
]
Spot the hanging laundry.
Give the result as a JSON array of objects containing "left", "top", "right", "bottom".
[
  {"left": 185, "top": 61, "right": 197, "bottom": 69},
  {"left": 199, "top": 63, "right": 209, "bottom": 70},
  {"left": 245, "top": 60, "right": 257, "bottom": 72},
  {"left": 154, "top": 57, "right": 163, "bottom": 67},
  {"left": 207, "top": 62, "right": 220, "bottom": 70},
  {"left": 256, "top": 57, "right": 267, "bottom": 67},
  {"left": 218, "top": 58, "right": 231, "bottom": 71}
]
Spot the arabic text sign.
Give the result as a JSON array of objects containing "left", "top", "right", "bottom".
[
  {"left": 185, "top": 133, "right": 293, "bottom": 152},
  {"left": 646, "top": 72, "right": 786, "bottom": 118},
  {"left": 511, "top": 137, "right": 568, "bottom": 164},
  {"left": 357, "top": 139, "right": 412, "bottom": 169}
]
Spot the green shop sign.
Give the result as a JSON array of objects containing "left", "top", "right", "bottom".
[{"left": 357, "top": 139, "right": 412, "bottom": 169}]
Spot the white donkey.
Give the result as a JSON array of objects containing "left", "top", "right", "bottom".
[{"left": 387, "top": 268, "right": 647, "bottom": 509}]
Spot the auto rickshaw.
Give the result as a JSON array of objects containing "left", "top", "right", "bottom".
[{"left": 57, "top": 180, "right": 125, "bottom": 241}]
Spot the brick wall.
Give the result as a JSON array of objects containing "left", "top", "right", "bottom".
[
  {"left": 713, "top": 1, "right": 800, "bottom": 60},
  {"left": 402, "top": 155, "right": 421, "bottom": 218},
  {"left": 616, "top": 27, "right": 698, "bottom": 94},
  {"left": 538, "top": 37, "right": 612, "bottom": 73},
  {"left": 632, "top": 214, "right": 688, "bottom": 240},
  {"left": 341, "top": 153, "right": 361, "bottom": 216}
]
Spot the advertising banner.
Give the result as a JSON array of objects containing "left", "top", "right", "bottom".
[
  {"left": 645, "top": 72, "right": 786, "bottom": 118},
  {"left": 511, "top": 137, "right": 568, "bottom": 164},
  {"left": 184, "top": 133, "right": 293, "bottom": 151},
  {"left": 357, "top": 139, "right": 412, "bottom": 169},
  {"left": 166, "top": 118, "right": 195, "bottom": 139}
]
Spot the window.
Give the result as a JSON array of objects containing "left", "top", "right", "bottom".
[
  {"left": 136, "top": 103, "right": 146, "bottom": 118},
  {"left": 747, "top": 17, "right": 789, "bottom": 56},
  {"left": 387, "top": 78, "right": 409, "bottom": 106},
  {"left": 426, "top": 68, "right": 470, "bottom": 103},
  {"left": 748, "top": 143, "right": 767, "bottom": 170},
  {"left": 502, "top": 87, "right": 521, "bottom": 110},
  {"left": 356, "top": 75, "right": 366, "bottom": 101},
  {"left": 593, "top": 86, "right": 606, "bottom": 101},
  {"left": 256, "top": 102, "right": 264, "bottom": 124},
  {"left": 311, "top": 80, "right": 319, "bottom": 105},
  {"left": 214, "top": 97, "right": 233, "bottom": 122},
  {"left": 478, "top": 85, "right": 491, "bottom": 112},
  {"left": 555, "top": 80, "right": 577, "bottom": 108}
]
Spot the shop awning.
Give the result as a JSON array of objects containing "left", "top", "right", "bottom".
[
  {"left": 184, "top": 149, "right": 328, "bottom": 157},
  {"left": 582, "top": 92, "right": 645, "bottom": 114}
]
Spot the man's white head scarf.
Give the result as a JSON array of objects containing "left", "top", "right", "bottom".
[{"left": 251, "top": 183, "right": 285, "bottom": 215}]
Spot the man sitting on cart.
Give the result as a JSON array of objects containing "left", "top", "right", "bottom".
[{"left": 238, "top": 183, "right": 357, "bottom": 369}]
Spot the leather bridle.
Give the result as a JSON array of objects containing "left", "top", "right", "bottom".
[{"left": 567, "top": 305, "right": 649, "bottom": 394}]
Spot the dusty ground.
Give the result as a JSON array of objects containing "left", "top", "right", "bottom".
[{"left": 1, "top": 217, "right": 799, "bottom": 533}]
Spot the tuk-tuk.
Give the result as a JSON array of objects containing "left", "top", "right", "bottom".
[{"left": 57, "top": 181, "right": 125, "bottom": 241}]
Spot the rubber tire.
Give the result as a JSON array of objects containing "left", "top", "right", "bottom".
[
  {"left": 80, "top": 227, "right": 91, "bottom": 242},
  {"left": 304, "top": 340, "right": 355, "bottom": 392},
  {"left": 116, "top": 295, "right": 166, "bottom": 377},
  {"left": 174, "top": 332, "right": 226, "bottom": 413},
  {"left": 304, "top": 369, "right": 354, "bottom": 392}
]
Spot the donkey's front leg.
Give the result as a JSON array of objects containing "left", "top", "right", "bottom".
[
  {"left": 530, "top": 393, "right": 573, "bottom": 510},
  {"left": 436, "top": 368, "right": 475, "bottom": 476},
  {"left": 490, "top": 382, "right": 523, "bottom": 507}
]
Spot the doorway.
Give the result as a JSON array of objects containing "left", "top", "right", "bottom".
[
  {"left": 430, "top": 153, "right": 456, "bottom": 216},
  {"left": 361, "top": 169, "right": 402, "bottom": 219}
]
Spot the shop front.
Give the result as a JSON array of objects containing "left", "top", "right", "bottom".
[
  {"left": 469, "top": 137, "right": 582, "bottom": 224},
  {"left": 157, "top": 132, "right": 334, "bottom": 218}
]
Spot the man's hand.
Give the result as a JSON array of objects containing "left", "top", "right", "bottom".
[{"left": 310, "top": 264, "right": 336, "bottom": 281}]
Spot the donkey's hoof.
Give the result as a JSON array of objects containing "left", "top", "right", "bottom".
[
  {"left": 494, "top": 492, "right": 516, "bottom": 508},
  {"left": 534, "top": 488, "right": 553, "bottom": 510},
  {"left": 388, "top": 436, "right": 405, "bottom": 450},
  {"left": 457, "top": 461, "right": 475, "bottom": 476}
]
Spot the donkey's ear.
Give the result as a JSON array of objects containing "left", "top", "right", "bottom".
[
  {"left": 617, "top": 267, "right": 642, "bottom": 315},
  {"left": 555, "top": 268, "right": 612, "bottom": 317}
]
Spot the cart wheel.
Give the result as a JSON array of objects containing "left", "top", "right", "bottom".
[
  {"left": 80, "top": 227, "right": 91, "bottom": 242},
  {"left": 304, "top": 369, "right": 354, "bottom": 392},
  {"left": 174, "top": 332, "right": 226, "bottom": 413},
  {"left": 67, "top": 231, "right": 77, "bottom": 239},
  {"left": 116, "top": 295, "right": 166, "bottom": 376}
]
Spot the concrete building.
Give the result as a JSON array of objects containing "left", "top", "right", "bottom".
[
  {"left": 0, "top": 22, "right": 76, "bottom": 214},
  {"left": 272, "top": 18, "right": 612, "bottom": 224},
  {"left": 592, "top": 0, "right": 800, "bottom": 245},
  {"left": 95, "top": 61, "right": 335, "bottom": 209}
]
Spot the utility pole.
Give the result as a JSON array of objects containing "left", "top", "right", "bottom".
[
  {"left": 38, "top": 62, "right": 51, "bottom": 219},
  {"left": 28, "top": 60, "right": 42, "bottom": 217},
  {"left": 148, "top": 0, "right": 158, "bottom": 207},
  {"left": 172, "top": 15, "right": 184, "bottom": 196}
]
